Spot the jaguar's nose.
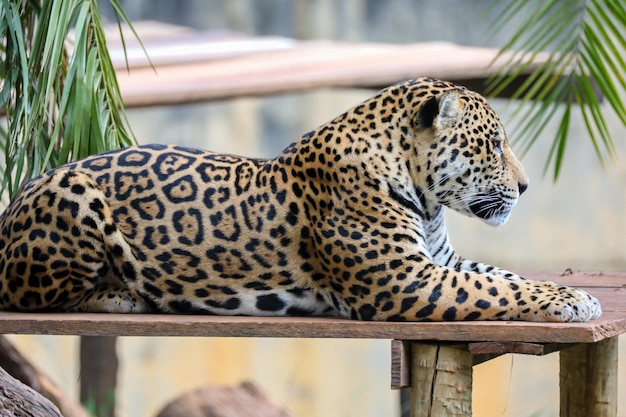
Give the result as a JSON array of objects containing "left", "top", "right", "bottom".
[{"left": 518, "top": 182, "right": 529, "bottom": 195}]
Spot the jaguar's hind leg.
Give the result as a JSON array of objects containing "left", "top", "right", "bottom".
[{"left": 0, "top": 169, "right": 144, "bottom": 312}]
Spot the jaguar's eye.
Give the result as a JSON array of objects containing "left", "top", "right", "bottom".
[{"left": 493, "top": 142, "right": 503, "bottom": 157}]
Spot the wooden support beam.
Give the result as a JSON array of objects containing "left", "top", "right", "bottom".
[
  {"left": 391, "top": 340, "right": 573, "bottom": 389},
  {"left": 468, "top": 342, "right": 572, "bottom": 365},
  {"left": 409, "top": 343, "right": 472, "bottom": 417},
  {"left": 391, "top": 340, "right": 411, "bottom": 389},
  {"left": 560, "top": 337, "right": 618, "bottom": 417}
]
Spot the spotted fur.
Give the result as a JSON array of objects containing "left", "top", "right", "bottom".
[{"left": 0, "top": 77, "right": 601, "bottom": 321}]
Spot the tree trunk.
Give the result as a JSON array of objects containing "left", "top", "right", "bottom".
[{"left": 0, "top": 365, "right": 64, "bottom": 417}]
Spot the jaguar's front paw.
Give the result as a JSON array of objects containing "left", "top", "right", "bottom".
[
  {"left": 556, "top": 287, "right": 602, "bottom": 322},
  {"left": 526, "top": 283, "right": 602, "bottom": 322}
]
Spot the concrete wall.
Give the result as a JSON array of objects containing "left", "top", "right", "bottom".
[{"left": 8, "top": 1, "right": 625, "bottom": 417}]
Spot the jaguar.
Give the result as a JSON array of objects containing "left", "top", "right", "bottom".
[{"left": 0, "top": 77, "right": 601, "bottom": 322}]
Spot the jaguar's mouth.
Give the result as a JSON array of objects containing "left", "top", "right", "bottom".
[{"left": 469, "top": 195, "right": 512, "bottom": 226}]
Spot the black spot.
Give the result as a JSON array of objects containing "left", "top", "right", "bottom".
[
  {"left": 286, "top": 306, "right": 314, "bottom": 316},
  {"left": 415, "top": 303, "right": 436, "bottom": 318},
  {"left": 123, "top": 262, "right": 137, "bottom": 281},
  {"left": 104, "top": 224, "right": 116, "bottom": 235},
  {"left": 428, "top": 284, "right": 442, "bottom": 302},
  {"left": 71, "top": 184, "right": 86, "bottom": 195},
  {"left": 456, "top": 288, "right": 469, "bottom": 303},
  {"left": 245, "top": 281, "right": 273, "bottom": 291},
  {"left": 389, "top": 259, "right": 403, "bottom": 269},
  {"left": 58, "top": 198, "right": 79, "bottom": 218},
  {"left": 111, "top": 244, "right": 125, "bottom": 257},
  {"left": 357, "top": 304, "right": 376, "bottom": 320},
  {"left": 168, "top": 299, "right": 195, "bottom": 312},
  {"left": 348, "top": 284, "right": 370, "bottom": 296},
  {"left": 29, "top": 229, "right": 46, "bottom": 240},
  {"left": 208, "top": 297, "right": 241, "bottom": 311},
  {"left": 400, "top": 296, "right": 418, "bottom": 314},
  {"left": 276, "top": 190, "right": 286, "bottom": 205},
  {"left": 256, "top": 293, "right": 285, "bottom": 311},
  {"left": 442, "top": 306, "right": 457, "bottom": 321},
  {"left": 165, "top": 279, "right": 184, "bottom": 295},
  {"left": 195, "top": 288, "right": 209, "bottom": 298},
  {"left": 286, "top": 202, "right": 299, "bottom": 226},
  {"left": 143, "top": 282, "right": 163, "bottom": 297},
  {"left": 81, "top": 216, "right": 98, "bottom": 229},
  {"left": 292, "top": 182, "right": 303, "bottom": 198},
  {"left": 464, "top": 311, "right": 481, "bottom": 320}
]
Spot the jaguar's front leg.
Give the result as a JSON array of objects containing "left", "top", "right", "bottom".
[{"left": 344, "top": 256, "right": 601, "bottom": 322}]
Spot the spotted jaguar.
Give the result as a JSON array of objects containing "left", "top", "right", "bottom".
[{"left": 0, "top": 77, "right": 601, "bottom": 322}]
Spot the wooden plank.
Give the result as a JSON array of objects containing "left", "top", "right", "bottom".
[
  {"left": 469, "top": 341, "right": 545, "bottom": 356},
  {"left": 468, "top": 342, "right": 573, "bottom": 365},
  {"left": 0, "top": 272, "right": 623, "bottom": 342},
  {"left": 560, "top": 337, "right": 618, "bottom": 417},
  {"left": 468, "top": 342, "right": 572, "bottom": 356},
  {"left": 0, "top": 310, "right": 624, "bottom": 342}
]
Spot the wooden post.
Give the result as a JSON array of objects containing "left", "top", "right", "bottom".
[
  {"left": 80, "top": 336, "right": 118, "bottom": 417},
  {"left": 409, "top": 343, "right": 472, "bottom": 417},
  {"left": 560, "top": 337, "right": 618, "bottom": 417}
]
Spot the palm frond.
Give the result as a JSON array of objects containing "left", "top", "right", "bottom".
[
  {"left": 486, "top": 0, "right": 626, "bottom": 180},
  {"left": 0, "top": 0, "right": 137, "bottom": 200}
]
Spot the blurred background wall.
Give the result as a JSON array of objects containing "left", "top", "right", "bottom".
[{"left": 8, "top": 1, "right": 625, "bottom": 417}]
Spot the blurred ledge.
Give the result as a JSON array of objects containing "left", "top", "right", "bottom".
[{"left": 102, "top": 21, "right": 561, "bottom": 108}]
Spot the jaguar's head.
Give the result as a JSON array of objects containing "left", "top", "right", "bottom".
[{"left": 408, "top": 79, "right": 529, "bottom": 226}]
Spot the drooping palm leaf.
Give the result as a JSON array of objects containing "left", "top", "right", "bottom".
[
  {"left": 486, "top": 0, "right": 626, "bottom": 180},
  {"left": 0, "top": 2, "right": 143, "bottom": 414},
  {"left": 0, "top": 0, "right": 138, "bottom": 200}
]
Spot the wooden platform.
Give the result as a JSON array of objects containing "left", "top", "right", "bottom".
[
  {"left": 0, "top": 270, "right": 623, "bottom": 342},
  {"left": 0, "top": 270, "right": 624, "bottom": 416}
]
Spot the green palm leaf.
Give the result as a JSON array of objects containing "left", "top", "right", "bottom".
[
  {"left": 486, "top": 0, "right": 626, "bottom": 180},
  {"left": 0, "top": 0, "right": 138, "bottom": 200}
]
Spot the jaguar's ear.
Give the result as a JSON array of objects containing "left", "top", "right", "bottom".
[{"left": 415, "top": 91, "right": 462, "bottom": 129}]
